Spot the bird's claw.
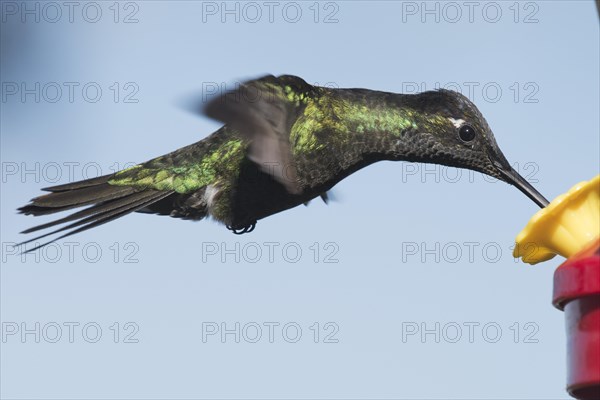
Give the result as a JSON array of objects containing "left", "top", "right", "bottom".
[{"left": 226, "top": 222, "right": 256, "bottom": 235}]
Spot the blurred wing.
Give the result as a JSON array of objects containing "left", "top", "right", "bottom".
[{"left": 204, "top": 76, "right": 301, "bottom": 194}]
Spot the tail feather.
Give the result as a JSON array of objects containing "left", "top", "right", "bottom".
[
  {"left": 41, "top": 175, "right": 113, "bottom": 192},
  {"left": 20, "top": 184, "right": 135, "bottom": 213},
  {"left": 20, "top": 191, "right": 172, "bottom": 253},
  {"left": 17, "top": 174, "right": 174, "bottom": 252},
  {"left": 20, "top": 190, "right": 163, "bottom": 234},
  {"left": 18, "top": 190, "right": 162, "bottom": 245}
]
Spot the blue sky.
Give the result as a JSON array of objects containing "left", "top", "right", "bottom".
[{"left": 1, "top": 1, "right": 599, "bottom": 399}]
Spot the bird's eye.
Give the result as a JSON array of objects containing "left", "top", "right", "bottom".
[{"left": 458, "top": 125, "right": 476, "bottom": 142}]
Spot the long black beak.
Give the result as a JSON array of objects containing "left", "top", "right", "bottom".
[{"left": 497, "top": 165, "right": 549, "bottom": 208}]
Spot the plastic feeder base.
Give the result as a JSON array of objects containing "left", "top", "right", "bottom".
[{"left": 553, "top": 240, "right": 600, "bottom": 400}]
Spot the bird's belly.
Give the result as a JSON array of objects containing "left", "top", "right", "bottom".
[
  {"left": 229, "top": 182, "right": 312, "bottom": 228},
  {"left": 227, "top": 160, "right": 323, "bottom": 228}
]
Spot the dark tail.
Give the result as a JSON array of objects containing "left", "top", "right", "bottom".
[{"left": 17, "top": 174, "right": 173, "bottom": 253}]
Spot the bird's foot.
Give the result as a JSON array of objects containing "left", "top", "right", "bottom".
[{"left": 226, "top": 222, "right": 256, "bottom": 235}]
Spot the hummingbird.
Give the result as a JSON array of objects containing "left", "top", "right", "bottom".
[{"left": 18, "top": 74, "right": 548, "bottom": 251}]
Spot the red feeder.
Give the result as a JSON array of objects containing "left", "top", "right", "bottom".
[{"left": 553, "top": 239, "right": 600, "bottom": 399}]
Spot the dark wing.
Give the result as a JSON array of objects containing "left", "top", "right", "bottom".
[{"left": 204, "top": 75, "right": 309, "bottom": 194}]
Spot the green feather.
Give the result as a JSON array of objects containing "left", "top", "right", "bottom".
[{"left": 108, "top": 139, "right": 244, "bottom": 193}]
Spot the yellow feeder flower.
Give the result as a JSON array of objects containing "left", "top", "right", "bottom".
[{"left": 514, "top": 175, "right": 600, "bottom": 265}]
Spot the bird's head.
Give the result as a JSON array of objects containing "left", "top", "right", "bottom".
[{"left": 404, "top": 89, "right": 548, "bottom": 208}]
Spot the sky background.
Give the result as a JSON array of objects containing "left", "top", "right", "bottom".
[{"left": 1, "top": 1, "right": 599, "bottom": 399}]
